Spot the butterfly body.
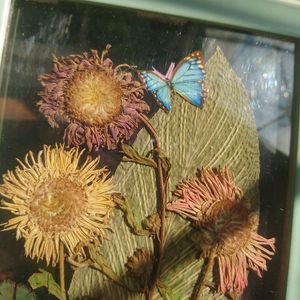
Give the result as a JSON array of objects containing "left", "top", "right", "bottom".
[{"left": 140, "top": 51, "right": 206, "bottom": 112}]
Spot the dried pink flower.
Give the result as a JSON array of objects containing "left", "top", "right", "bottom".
[
  {"left": 38, "top": 44, "right": 149, "bottom": 151},
  {"left": 167, "top": 167, "right": 275, "bottom": 294}
]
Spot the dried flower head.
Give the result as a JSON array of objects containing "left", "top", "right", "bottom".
[
  {"left": 126, "top": 248, "right": 152, "bottom": 288},
  {"left": 0, "top": 145, "right": 117, "bottom": 266},
  {"left": 167, "top": 167, "right": 275, "bottom": 294},
  {"left": 38, "top": 44, "right": 149, "bottom": 151}
]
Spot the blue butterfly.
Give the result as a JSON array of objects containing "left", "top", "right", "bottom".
[{"left": 139, "top": 51, "right": 206, "bottom": 112}]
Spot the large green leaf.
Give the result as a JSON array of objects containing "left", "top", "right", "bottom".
[
  {"left": 69, "top": 47, "right": 259, "bottom": 299},
  {"left": 0, "top": 280, "right": 36, "bottom": 300}
]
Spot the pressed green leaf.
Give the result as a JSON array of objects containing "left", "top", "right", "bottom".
[
  {"left": 89, "top": 250, "right": 122, "bottom": 284},
  {"left": 115, "top": 198, "right": 151, "bottom": 236},
  {"left": 0, "top": 281, "right": 14, "bottom": 300},
  {"left": 0, "top": 280, "right": 36, "bottom": 300},
  {"left": 28, "top": 269, "right": 62, "bottom": 300},
  {"left": 121, "top": 144, "right": 157, "bottom": 168}
]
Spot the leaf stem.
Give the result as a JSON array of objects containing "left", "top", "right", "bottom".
[
  {"left": 139, "top": 114, "right": 167, "bottom": 300},
  {"left": 59, "top": 241, "right": 67, "bottom": 300},
  {"left": 67, "top": 257, "right": 141, "bottom": 294}
]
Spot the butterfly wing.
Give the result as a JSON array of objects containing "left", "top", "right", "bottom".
[
  {"left": 172, "top": 81, "right": 204, "bottom": 107},
  {"left": 171, "top": 51, "right": 206, "bottom": 107},
  {"left": 140, "top": 71, "right": 171, "bottom": 111}
]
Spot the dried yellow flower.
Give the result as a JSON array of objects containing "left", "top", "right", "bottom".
[{"left": 0, "top": 144, "right": 118, "bottom": 266}]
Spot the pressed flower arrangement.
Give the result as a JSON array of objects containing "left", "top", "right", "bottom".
[{"left": 0, "top": 43, "right": 276, "bottom": 300}]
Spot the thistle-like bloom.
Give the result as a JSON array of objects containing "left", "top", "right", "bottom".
[
  {"left": 38, "top": 45, "right": 149, "bottom": 151},
  {"left": 167, "top": 167, "right": 275, "bottom": 294},
  {"left": 0, "top": 144, "right": 117, "bottom": 266}
]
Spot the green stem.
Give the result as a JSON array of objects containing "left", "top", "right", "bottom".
[
  {"left": 59, "top": 241, "right": 67, "bottom": 300},
  {"left": 140, "top": 114, "right": 167, "bottom": 300}
]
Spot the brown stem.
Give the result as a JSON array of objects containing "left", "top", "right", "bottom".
[
  {"left": 140, "top": 114, "right": 167, "bottom": 300},
  {"left": 193, "top": 248, "right": 216, "bottom": 300},
  {"left": 59, "top": 241, "right": 67, "bottom": 300},
  {"left": 139, "top": 114, "right": 161, "bottom": 148}
]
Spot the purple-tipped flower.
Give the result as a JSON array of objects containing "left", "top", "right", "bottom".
[
  {"left": 167, "top": 167, "right": 275, "bottom": 294},
  {"left": 38, "top": 44, "right": 149, "bottom": 151}
]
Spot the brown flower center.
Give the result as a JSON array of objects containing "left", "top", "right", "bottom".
[
  {"left": 205, "top": 201, "right": 252, "bottom": 256},
  {"left": 30, "top": 178, "right": 87, "bottom": 233},
  {"left": 65, "top": 69, "right": 123, "bottom": 126}
]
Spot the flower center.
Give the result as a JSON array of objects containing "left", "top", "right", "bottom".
[
  {"left": 65, "top": 69, "right": 123, "bottom": 126},
  {"left": 30, "top": 178, "right": 87, "bottom": 233},
  {"left": 206, "top": 201, "right": 252, "bottom": 256}
]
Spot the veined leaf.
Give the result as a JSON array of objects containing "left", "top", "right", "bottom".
[{"left": 69, "top": 47, "right": 259, "bottom": 300}]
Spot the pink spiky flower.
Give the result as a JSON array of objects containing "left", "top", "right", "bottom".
[
  {"left": 167, "top": 167, "right": 275, "bottom": 294},
  {"left": 38, "top": 44, "right": 149, "bottom": 151}
]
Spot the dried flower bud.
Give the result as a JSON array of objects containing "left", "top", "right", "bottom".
[
  {"left": 125, "top": 248, "right": 152, "bottom": 288},
  {"left": 143, "top": 213, "right": 161, "bottom": 236}
]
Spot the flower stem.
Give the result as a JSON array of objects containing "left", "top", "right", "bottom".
[
  {"left": 193, "top": 248, "right": 216, "bottom": 300},
  {"left": 140, "top": 114, "right": 167, "bottom": 300},
  {"left": 59, "top": 241, "right": 67, "bottom": 300}
]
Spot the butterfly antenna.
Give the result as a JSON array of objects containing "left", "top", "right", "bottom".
[{"left": 165, "top": 62, "right": 175, "bottom": 80}]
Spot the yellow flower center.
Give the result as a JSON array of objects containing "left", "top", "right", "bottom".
[
  {"left": 65, "top": 69, "right": 123, "bottom": 126},
  {"left": 30, "top": 178, "right": 87, "bottom": 233}
]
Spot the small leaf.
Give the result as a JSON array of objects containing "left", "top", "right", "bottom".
[
  {"left": 157, "top": 280, "right": 181, "bottom": 300},
  {"left": 0, "top": 280, "right": 14, "bottom": 299},
  {"left": 89, "top": 248, "right": 121, "bottom": 284},
  {"left": 115, "top": 197, "right": 151, "bottom": 236},
  {"left": 160, "top": 157, "right": 171, "bottom": 183},
  {"left": 121, "top": 144, "right": 157, "bottom": 168},
  {"left": 28, "top": 269, "right": 62, "bottom": 300},
  {"left": 88, "top": 248, "right": 139, "bottom": 293}
]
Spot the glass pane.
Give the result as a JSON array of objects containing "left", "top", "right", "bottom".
[{"left": 0, "top": 1, "right": 295, "bottom": 299}]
